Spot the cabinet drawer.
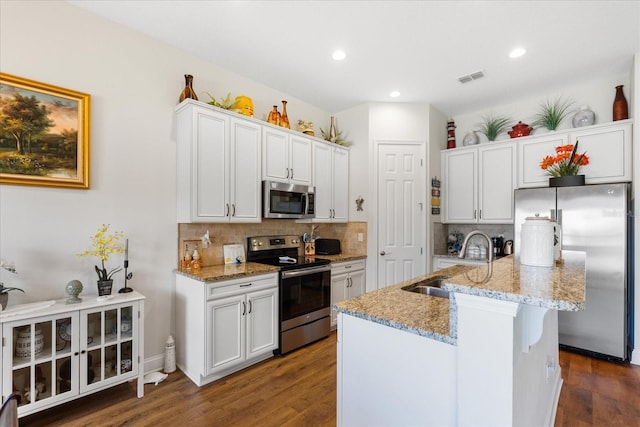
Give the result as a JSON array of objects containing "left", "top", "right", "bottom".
[
  {"left": 207, "top": 274, "right": 278, "bottom": 300},
  {"left": 331, "top": 260, "right": 365, "bottom": 275}
]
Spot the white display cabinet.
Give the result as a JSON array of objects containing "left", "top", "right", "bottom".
[{"left": 0, "top": 292, "right": 145, "bottom": 418}]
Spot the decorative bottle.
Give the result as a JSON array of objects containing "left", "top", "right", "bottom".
[
  {"left": 267, "top": 105, "right": 280, "bottom": 126},
  {"left": 613, "top": 85, "right": 628, "bottom": 121},
  {"left": 329, "top": 116, "right": 337, "bottom": 141},
  {"left": 179, "top": 74, "right": 198, "bottom": 102},
  {"left": 280, "top": 100, "right": 290, "bottom": 129},
  {"left": 191, "top": 249, "right": 202, "bottom": 269}
]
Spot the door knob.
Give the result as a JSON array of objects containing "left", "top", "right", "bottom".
[{"left": 380, "top": 251, "right": 386, "bottom": 256}]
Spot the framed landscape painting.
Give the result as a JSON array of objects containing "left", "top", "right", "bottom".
[{"left": 0, "top": 73, "right": 90, "bottom": 189}]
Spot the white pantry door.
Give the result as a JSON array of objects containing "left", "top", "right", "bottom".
[{"left": 377, "top": 142, "right": 426, "bottom": 288}]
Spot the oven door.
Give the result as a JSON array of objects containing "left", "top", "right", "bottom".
[{"left": 280, "top": 265, "right": 331, "bottom": 328}]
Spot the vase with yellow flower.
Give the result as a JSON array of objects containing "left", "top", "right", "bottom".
[
  {"left": 540, "top": 140, "right": 589, "bottom": 187},
  {"left": 77, "top": 224, "right": 124, "bottom": 296}
]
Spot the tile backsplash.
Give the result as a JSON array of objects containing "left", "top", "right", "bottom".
[
  {"left": 432, "top": 222, "right": 514, "bottom": 255},
  {"left": 178, "top": 221, "right": 367, "bottom": 267}
]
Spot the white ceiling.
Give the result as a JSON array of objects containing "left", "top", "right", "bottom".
[{"left": 67, "top": 0, "right": 639, "bottom": 116}]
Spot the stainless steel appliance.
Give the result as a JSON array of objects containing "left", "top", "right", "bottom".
[
  {"left": 514, "top": 183, "right": 631, "bottom": 361},
  {"left": 263, "top": 180, "right": 316, "bottom": 219},
  {"left": 247, "top": 235, "right": 331, "bottom": 355}
]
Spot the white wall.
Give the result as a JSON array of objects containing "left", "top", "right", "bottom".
[
  {"left": 0, "top": 0, "right": 330, "bottom": 365},
  {"left": 453, "top": 73, "right": 632, "bottom": 144}
]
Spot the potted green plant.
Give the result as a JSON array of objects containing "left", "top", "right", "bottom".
[
  {"left": 0, "top": 259, "right": 23, "bottom": 310},
  {"left": 477, "top": 114, "right": 512, "bottom": 141},
  {"left": 531, "top": 97, "right": 574, "bottom": 131},
  {"left": 77, "top": 224, "right": 124, "bottom": 296}
]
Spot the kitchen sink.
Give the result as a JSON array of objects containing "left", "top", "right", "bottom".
[{"left": 401, "top": 275, "right": 450, "bottom": 299}]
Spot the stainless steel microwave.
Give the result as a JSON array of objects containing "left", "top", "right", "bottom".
[{"left": 263, "top": 180, "right": 315, "bottom": 219}]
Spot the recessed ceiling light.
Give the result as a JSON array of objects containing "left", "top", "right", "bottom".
[
  {"left": 389, "top": 91, "right": 400, "bottom": 98},
  {"left": 332, "top": 50, "right": 346, "bottom": 61},
  {"left": 509, "top": 47, "right": 526, "bottom": 59}
]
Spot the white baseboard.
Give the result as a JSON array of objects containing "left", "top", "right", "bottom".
[
  {"left": 144, "top": 353, "right": 165, "bottom": 374},
  {"left": 631, "top": 347, "right": 640, "bottom": 366}
]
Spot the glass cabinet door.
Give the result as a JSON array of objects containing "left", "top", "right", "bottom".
[
  {"left": 81, "top": 302, "right": 137, "bottom": 392},
  {"left": 2, "top": 313, "right": 79, "bottom": 413}
]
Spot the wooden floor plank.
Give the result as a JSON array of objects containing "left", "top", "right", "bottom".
[{"left": 19, "top": 334, "right": 640, "bottom": 427}]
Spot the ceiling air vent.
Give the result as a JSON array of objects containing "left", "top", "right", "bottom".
[{"left": 458, "top": 70, "right": 485, "bottom": 84}]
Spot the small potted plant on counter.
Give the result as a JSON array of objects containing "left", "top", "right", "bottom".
[{"left": 0, "top": 259, "right": 23, "bottom": 310}]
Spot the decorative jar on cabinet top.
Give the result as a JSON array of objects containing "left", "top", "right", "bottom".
[
  {"left": 462, "top": 131, "right": 479, "bottom": 146},
  {"left": 572, "top": 105, "right": 595, "bottom": 127},
  {"left": 508, "top": 121, "right": 533, "bottom": 138}
]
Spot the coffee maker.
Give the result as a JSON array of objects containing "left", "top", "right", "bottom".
[{"left": 491, "top": 236, "right": 504, "bottom": 257}]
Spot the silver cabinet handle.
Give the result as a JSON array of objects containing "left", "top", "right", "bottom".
[
  {"left": 226, "top": 203, "right": 230, "bottom": 217},
  {"left": 290, "top": 168, "right": 294, "bottom": 180},
  {"left": 286, "top": 168, "right": 290, "bottom": 179},
  {"left": 248, "top": 300, "right": 252, "bottom": 314},
  {"left": 232, "top": 204, "right": 236, "bottom": 216},
  {"left": 479, "top": 209, "right": 482, "bottom": 220},
  {"left": 242, "top": 301, "right": 246, "bottom": 316},
  {"left": 474, "top": 209, "right": 477, "bottom": 219}
]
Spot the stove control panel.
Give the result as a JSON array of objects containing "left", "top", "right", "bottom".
[{"left": 248, "top": 235, "right": 301, "bottom": 252}]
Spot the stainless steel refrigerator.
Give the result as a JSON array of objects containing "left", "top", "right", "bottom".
[{"left": 514, "top": 183, "right": 631, "bottom": 362}]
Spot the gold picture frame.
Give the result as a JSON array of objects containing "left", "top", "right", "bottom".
[{"left": 0, "top": 73, "right": 90, "bottom": 189}]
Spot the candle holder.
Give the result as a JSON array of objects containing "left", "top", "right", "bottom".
[{"left": 119, "top": 260, "right": 133, "bottom": 293}]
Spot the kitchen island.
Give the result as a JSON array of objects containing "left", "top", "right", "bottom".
[{"left": 334, "top": 251, "right": 586, "bottom": 427}]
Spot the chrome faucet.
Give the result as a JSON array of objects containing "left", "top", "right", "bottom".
[{"left": 458, "top": 230, "right": 494, "bottom": 263}]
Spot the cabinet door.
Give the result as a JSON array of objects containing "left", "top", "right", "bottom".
[
  {"left": 3, "top": 313, "right": 79, "bottom": 416},
  {"left": 346, "top": 269, "right": 366, "bottom": 300},
  {"left": 332, "top": 147, "right": 350, "bottom": 222},
  {"left": 330, "top": 272, "right": 349, "bottom": 327},
  {"left": 194, "top": 108, "right": 230, "bottom": 221},
  {"left": 207, "top": 294, "right": 245, "bottom": 374},
  {"left": 312, "top": 142, "right": 333, "bottom": 221},
  {"left": 478, "top": 144, "right": 516, "bottom": 223},
  {"left": 289, "top": 134, "right": 312, "bottom": 185},
  {"left": 263, "top": 127, "right": 290, "bottom": 183},
  {"left": 246, "top": 287, "right": 278, "bottom": 359},
  {"left": 569, "top": 122, "right": 632, "bottom": 184},
  {"left": 442, "top": 149, "right": 477, "bottom": 223},
  {"left": 81, "top": 302, "right": 138, "bottom": 394},
  {"left": 230, "top": 118, "right": 262, "bottom": 222},
  {"left": 517, "top": 133, "right": 569, "bottom": 188}
]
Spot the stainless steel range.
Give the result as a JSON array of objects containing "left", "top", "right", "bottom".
[{"left": 247, "top": 235, "right": 331, "bottom": 355}]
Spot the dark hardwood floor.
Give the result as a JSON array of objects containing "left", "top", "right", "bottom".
[{"left": 20, "top": 332, "right": 640, "bottom": 426}]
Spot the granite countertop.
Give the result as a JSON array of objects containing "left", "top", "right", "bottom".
[
  {"left": 317, "top": 253, "right": 367, "bottom": 263},
  {"left": 334, "top": 251, "right": 586, "bottom": 345},
  {"left": 175, "top": 262, "right": 279, "bottom": 282},
  {"left": 174, "top": 253, "right": 367, "bottom": 283}
]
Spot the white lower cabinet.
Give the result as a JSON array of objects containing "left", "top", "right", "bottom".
[
  {"left": 1, "top": 292, "right": 145, "bottom": 417},
  {"left": 175, "top": 272, "right": 278, "bottom": 386},
  {"left": 330, "top": 260, "right": 366, "bottom": 328}
]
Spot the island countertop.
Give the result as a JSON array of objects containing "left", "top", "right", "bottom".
[{"left": 334, "top": 251, "right": 585, "bottom": 344}]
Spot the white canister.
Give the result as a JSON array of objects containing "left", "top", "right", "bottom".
[{"left": 520, "top": 214, "right": 555, "bottom": 268}]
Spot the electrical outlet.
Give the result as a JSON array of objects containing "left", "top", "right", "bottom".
[{"left": 358, "top": 233, "right": 364, "bottom": 242}]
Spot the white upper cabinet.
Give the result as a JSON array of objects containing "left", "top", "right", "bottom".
[
  {"left": 441, "top": 141, "right": 516, "bottom": 224},
  {"left": 176, "top": 101, "right": 261, "bottom": 223},
  {"left": 517, "top": 120, "right": 632, "bottom": 188},
  {"left": 262, "top": 127, "right": 311, "bottom": 186},
  {"left": 312, "top": 141, "right": 349, "bottom": 222}
]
